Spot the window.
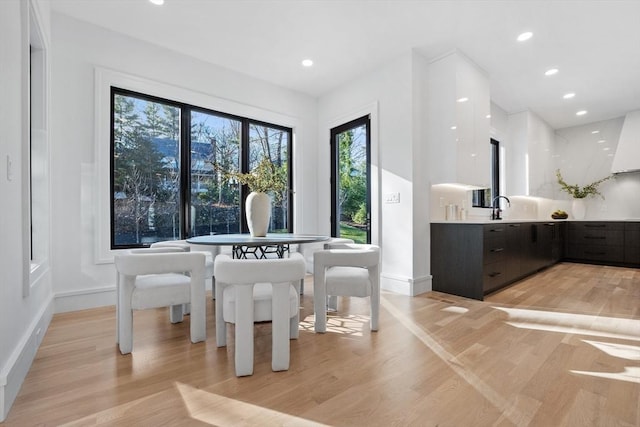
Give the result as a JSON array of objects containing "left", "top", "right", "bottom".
[
  {"left": 490, "top": 138, "right": 500, "bottom": 198},
  {"left": 330, "top": 115, "right": 371, "bottom": 244},
  {"left": 24, "top": 0, "right": 50, "bottom": 297},
  {"left": 110, "top": 88, "right": 293, "bottom": 249}
]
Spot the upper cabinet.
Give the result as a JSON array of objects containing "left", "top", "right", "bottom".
[{"left": 426, "top": 51, "right": 491, "bottom": 187}]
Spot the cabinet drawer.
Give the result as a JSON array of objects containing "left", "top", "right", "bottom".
[
  {"left": 568, "top": 229, "right": 624, "bottom": 246},
  {"left": 483, "top": 261, "right": 506, "bottom": 293},
  {"left": 569, "top": 222, "right": 625, "bottom": 231},
  {"left": 484, "top": 241, "right": 506, "bottom": 264},
  {"left": 625, "top": 246, "right": 640, "bottom": 264},
  {"left": 484, "top": 224, "right": 507, "bottom": 235},
  {"left": 567, "top": 244, "right": 625, "bottom": 263},
  {"left": 625, "top": 223, "right": 640, "bottom": 248}
]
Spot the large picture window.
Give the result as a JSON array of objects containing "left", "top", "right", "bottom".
[{"left": 110, "top": 88, "right": 292, "bottom": 249}]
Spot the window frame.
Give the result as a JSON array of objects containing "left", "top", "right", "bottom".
[
  {"left": 109, "top": 87, "right": 294, "bottom": 250},
  {"left": 490, "top": 138, "right": 500, "bottom": 199}
]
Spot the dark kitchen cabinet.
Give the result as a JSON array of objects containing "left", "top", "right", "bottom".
[
  {"left": 431, "top": 221, "right": 565, "bottom": 300},
  {"left": 624, "top": 222, "right": 640, "bottom": 265},
  {"left": 566, "top": 222, "right": 625, "bottom": 264}
]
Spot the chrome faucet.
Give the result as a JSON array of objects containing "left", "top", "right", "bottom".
[{"left": 491, "top": 196, "right": 511, "bottom": 220}]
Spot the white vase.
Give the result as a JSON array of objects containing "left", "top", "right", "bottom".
[
  {"left": 246, "top": 192, "right": 271, "bottom": 237},
  {"left": 572, "top": 198, "right": 586, "bottom": 220}
]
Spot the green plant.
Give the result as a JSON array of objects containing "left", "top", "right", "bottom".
[
  {"left": 215, "top": 157, "right": 288, "bottom": 202},
  {"left": 555, "top": 169, "right": 611, "bottom": 199}
]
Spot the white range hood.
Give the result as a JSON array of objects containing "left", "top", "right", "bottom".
[{"left": 611, "top": 110, "right": 640, "bottom": 173}]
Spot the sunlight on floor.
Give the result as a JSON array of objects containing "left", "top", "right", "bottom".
[
  {"left": 582, "top": 340, "right": 640, "bottom": 360},
  {"left": 493, "top": 307, "right": 640, "bottom": 341},
  {"left": 176, "top": 382, "right": 329, "bottom": 426},
  {"left": 570, "top": 367, "right": 640, "bottom": 384},
  {"left": 441, "top": 306, "right": 469, "bottom": 314},
  {"left": 300, "top": 313, "right": 368, "bottom": 337},
  {"left": 380, "top": 297, "right": 530, "bottom": 426}
]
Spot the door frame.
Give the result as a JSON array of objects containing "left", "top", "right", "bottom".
[
  {"left": 323, "top": 102, "right": 379, "bottom": 247},
  {"left": 330, "top": 115, "right": 371, "bottom": 243}
]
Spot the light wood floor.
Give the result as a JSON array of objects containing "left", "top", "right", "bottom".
[{"left": 4, "top": 262, "right": 639, "bottom": 426}]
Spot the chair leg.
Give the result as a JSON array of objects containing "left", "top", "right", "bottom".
[
  {"left": 327, "top": 295, "right": 338, "bottom": 312},
  {"left": 118, "top": 308, "right": 133, "bottom": 355},
  {"left": 314, "top": 288, "right": 327, "bottom": 334},
  {"left": 118, "top": 279, "right": 134, "bottom": 354},
  {"left": 370, "top": 293, "right": 380, "bottom": 332},
  {"left": 215, "top": 283, "right": 226, "bottom": 347},
  {"left": 170, "top": 304, "right": 184, "bottom": 323},
  {"left": 234, "top": 285, "right": 255, "bottom": 376},
  {"left": 271, "top": 282, "right": 291, "bottom": 371},
  {"left": 290, "top": 280, "right": 300, "bottom": 340}
]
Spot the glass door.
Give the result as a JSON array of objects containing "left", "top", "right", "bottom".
[{"left": 330, "top": 116, "right": 370, "bottom": 244}]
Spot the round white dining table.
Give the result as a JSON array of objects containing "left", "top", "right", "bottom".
[{"left": 187, "top": 233, "right": 330, "bottom": 259}]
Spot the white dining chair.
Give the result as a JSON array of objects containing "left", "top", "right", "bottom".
[
  {"left": 313, "top": 243, "right": 381, "bottom": 333},
  {"left": 114, "top": 248, "right": 206, "bottom": 354},
  {"left": 150, "top": 239, "right": 218, "bottom": 298},
  {"left": 214, "top": 252, "right": 306, "bottom": 376},
  {"left": 297, "top": 238, "right": 354, "bottom": 295}
]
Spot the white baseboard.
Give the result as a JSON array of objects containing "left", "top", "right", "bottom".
[
  {"left": 381, "top": 273, "right": 432, "bottom": 296},
  {"left": 0, "top": 295, "right": 53, "bottom": 422},
  {"left": 54, "top": 286, "right": 116, "bottom": 313}
]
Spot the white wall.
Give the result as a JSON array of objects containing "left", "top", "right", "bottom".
[
  {"left": 0, "top": 0, "right": 54, "bottom": 421},
  {"left": 491, "top": 108, "right": 640, "bottom": 219},
  {"left": 318, "top": 51, "right": 431, "bottom": 295},
  {"left": 49, "top": 13, "right": 318, "bottom": 311},
  {"left": 555, "top": 117, "right": 640, "bottom": 219}
]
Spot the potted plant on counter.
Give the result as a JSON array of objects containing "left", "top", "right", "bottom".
[{"left": 555, "top": 169, "right": 611, "bottom": 220}]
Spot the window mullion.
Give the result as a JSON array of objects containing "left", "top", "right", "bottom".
[
  {"left": 180, "top": 107, "right": 191, "bottom": 238},
  {"left": 240, "top": 119, "right": 250, "bottom": 233}
]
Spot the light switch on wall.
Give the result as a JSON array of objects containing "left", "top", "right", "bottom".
[
  {"left": 6, "top": 155, "right": 13, "bottom": 181},
  {"left": 385, "top": 192, "right": 400, "bottom": 203}
]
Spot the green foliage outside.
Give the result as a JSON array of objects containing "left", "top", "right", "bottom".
[
  {"left": 112, "top": 93, "right": 290, "bottom": 245},
  {"left": 338, "top": 129, "right": 367, "bottom": 225},
  {"left": 339, "top": 223, "right": 367, "bottom": 244}
]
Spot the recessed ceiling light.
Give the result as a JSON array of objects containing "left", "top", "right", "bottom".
[
  {"left": 486, "top": 114, "right": 491, "bottom": 119},
  {"left": 576, "top": 110, "right": 588, "bottom": 116},
  {"left": 517, "top": 32, "right": 533, "bottom": 42},
  {"left": 545, "top": 68, "right": 559, "bottom": 76},
  {"left": 149, "top": 0, "right": 164, "bottom": 5},
  {"left": 603, "top": 147, "right": 610, "bottom": 151},
  {"left": 591, "top": 130, "right": 600, "bottom": 134},
  {"left": 457, "top": 97, "right": 469, "bottom": 103},
  {"left": 597, "top": 139, "right": 606, "bottom": 143},
  {"left": 450, "top": 126, "right": 457, "bottom": 130},
  {"left": 563, "top": 92, "right": 575, "bottom": 99},
  {"left": 301, "top": 59, "right": 313, "bottom": 67}
]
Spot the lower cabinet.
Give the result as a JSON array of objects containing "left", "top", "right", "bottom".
[
  {"left": 431, "top": 221, "right": 566, "bottom": 301},
  {"left": 566, "top": 221, "right": 640, "bottom": 265},
  {"left": 624, "top": 222, "right": 640, "bottom": 265},
  {"left": 431, "top": 220, "right": 636, "bottom": 301}
]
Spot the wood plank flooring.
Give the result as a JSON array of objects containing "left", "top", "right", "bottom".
[{"left": 4, "top": 262, "right": 639, "bottom": 426}]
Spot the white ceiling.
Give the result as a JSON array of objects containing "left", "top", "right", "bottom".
[{"left": 49, "top": 0, "right": 640, "bottom": 130}]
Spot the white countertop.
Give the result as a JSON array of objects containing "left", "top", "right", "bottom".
[{"left": 432, "top": 218, "right": 640, "bottom": 224}]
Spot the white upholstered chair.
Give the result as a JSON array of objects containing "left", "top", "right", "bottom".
[
  {"left": 150, "top": 239, "right": 218, "bottom": 297},
  {"left": 313, "top": 243, "right": 381, "bottom": 333},
  {"left": 213, "top": 252, "right": 306, "bottom": 376},
  {"left": 114, "top": 248, "right": 207, "bottom": 354},
  {"left": 298, "top": 238, "right": 354, "bottom": 295}
]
